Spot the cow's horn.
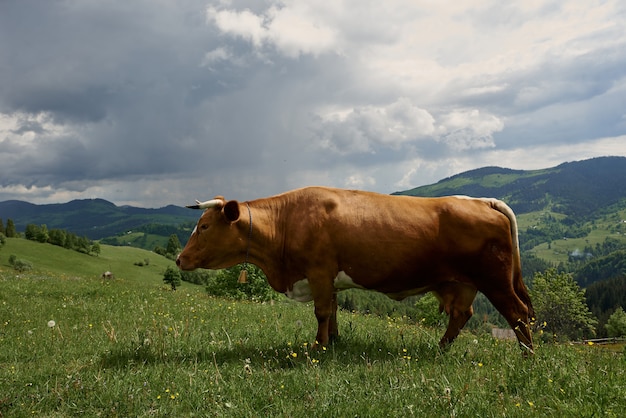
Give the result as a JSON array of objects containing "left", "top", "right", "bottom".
[{"left": 186, "top": 199, "right": 223, "bottom": 210}]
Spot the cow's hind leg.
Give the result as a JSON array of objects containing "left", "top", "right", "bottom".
[
  {"left": 481, "top": 287, "right": 534, "bottom": 354},
  {"left": 432, "top": 282, "right": 477, "bottom": 349}
]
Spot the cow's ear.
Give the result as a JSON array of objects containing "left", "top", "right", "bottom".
[{"left": 223, "top": 200, "right": 240, "bottom": 223}]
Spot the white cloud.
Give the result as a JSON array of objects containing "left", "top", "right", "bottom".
[
  {"left": 437, "top": 109, "right": 503, "bottom": 151},
  {"left": 310, "top": 99, "right": 502, "bottom": 154},
  {"left": 207, "top": 7, "right": 266, "bottom": 47},
  {"left": 310, "top": 98, "right": 436, "bottom": 154},
  {"left": 207, "top": 2, "right": 338, "bottom": 58}
]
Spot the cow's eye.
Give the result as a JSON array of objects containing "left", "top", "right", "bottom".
[{"left": 200, "top": 224, "right": 209, "bottom": 231}]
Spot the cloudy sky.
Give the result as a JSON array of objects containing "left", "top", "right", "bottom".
[{"left": 1, "top": 0, "right": 625, "bottom": 208}]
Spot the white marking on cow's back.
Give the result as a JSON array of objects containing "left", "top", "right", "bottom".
[{"left": 285, "top": 278, "right": 313, "bottom": 302}]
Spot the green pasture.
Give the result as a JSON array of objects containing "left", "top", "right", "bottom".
[
  {"left": 1, "top": 237, "right": 176, "bottom": 282},
  {"left": 1, "top": 245, "right": 625, "bottom": 416}
]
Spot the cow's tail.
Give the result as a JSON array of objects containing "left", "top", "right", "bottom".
[{"left": 490, "top": 199, "right": 535, "bottom": 323}]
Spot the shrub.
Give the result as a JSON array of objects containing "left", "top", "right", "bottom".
[
  {"left": 134, "top": 259, "right": 150, "bottom": 267},
  {"left": 205, "top": 265, "right": 278, "bottom": 302},
  {"left": 180, "top": 269, "right": 214, "bottom": 286},
  {"left": 13, "top": 259, "right": 33, "bottom": 272}
]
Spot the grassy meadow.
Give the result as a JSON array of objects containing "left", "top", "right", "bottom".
[{"left": 1, "top": 239, "right": 625, "bottom": 416}]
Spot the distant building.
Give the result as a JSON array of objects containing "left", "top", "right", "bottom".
[{"left": 492, "top": 327, "right": 516, "bottom": 341}]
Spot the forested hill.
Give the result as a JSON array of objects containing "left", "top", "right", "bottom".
[
  {"left": 395, "top": 156, "right": 626, "bottom": 218},
  {"left": 0, "top": 198, "right": 198, "bottom": 239}
]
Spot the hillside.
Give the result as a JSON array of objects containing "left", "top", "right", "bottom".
[
  {"left": 396, "top": 156, "right": 626, "bottom": 217},
  {"left": 0, "top": 236, "right": 178, "bottom": 284},
  {"left": 0, "top": 198, "right": 198, "bottom": 240}
]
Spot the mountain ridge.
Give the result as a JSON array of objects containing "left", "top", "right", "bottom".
[
  {"left": 0, "top": 198, "right": 198, "bottom": 239},
  {"left": 3, "top": 156, "right": 626, "bottom": 240},
  {"left": 395, "top": 156, "right": 626, "bottom": 217}
]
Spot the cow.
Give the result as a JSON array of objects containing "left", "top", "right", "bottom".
[{"left": 176, "top": 186, "right": 535, "bottom": 354}]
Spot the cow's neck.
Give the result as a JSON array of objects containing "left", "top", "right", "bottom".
[
  {"left": 242, "top": 200, "right": 288, "bottom": 290},
  {"left": 241, "top": 202, "right": 253, "bottom": 270}
]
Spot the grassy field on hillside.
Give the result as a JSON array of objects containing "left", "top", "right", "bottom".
[
  {"left": 518, "top": 207, "right": 626, "bottom": 264},
  {"left": 100, "top": 231, "right": 170, "bottom": 251},
  {"left": 1, "top": 265, "right": 625, "bottom": 416},
  {"left": 1, "top": 237, "right": 176, "bottom": 282}
]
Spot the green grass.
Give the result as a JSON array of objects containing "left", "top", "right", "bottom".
[
  {"left": 1, "top": 237, "right": 176, "bottom": 281},
  {"left": 100, "top": 231, "right": 169, "bottom": 251},
  {"left": 516, "top": 211, "right": 567, "bottom": 231},
  {"left": 516, "top": 205, "right": 626, "bottom": 264},
  {"left": 1, "top": 266, "right": 625, "bottom": 416}
]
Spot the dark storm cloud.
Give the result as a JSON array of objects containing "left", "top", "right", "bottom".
[{"left": 1, "top": 0, "right": 625, "bottom": 207}]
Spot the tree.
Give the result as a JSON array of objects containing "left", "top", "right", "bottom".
[
  {"left": 5, "top": 219, "right": 16, "bottom": 238},
  {"left": 166, "top": 234, "right": 182, "bottom": 258},
  {"left": 605, "top": 307, "right": 626, "bottom": 338},
  {"left": 0, "top": 218, "right": 5, "bottom": 235},
  {"left": 530, "top": 268, "right": 598, "bottom": 341},
  {"left": 163, "top": 266, "right": 182, "bottom": 291},
  {"left": 75, "top": 236, "right": 92, "bottom": 254},
  {"left": 36, "top": 224, "right": 49, "bottom": 243},
  {"left": 90, "top": 242, "right": 101, "bottom": 257},
  {"left": 25, "top": 224, "right": 39, "bottom": 240},
  {"left": 64, "top": 232, "right": 76, "bottom": 249},
  {"left": 48, "top": 229, "right": 67, "bottom": 247},
  {"left": 0, "top": 233, "right": 6, "bottom": 250}
]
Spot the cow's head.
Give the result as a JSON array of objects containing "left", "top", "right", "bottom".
[{"left": 176, "top": 197, "right": 245, "bottom": 271}]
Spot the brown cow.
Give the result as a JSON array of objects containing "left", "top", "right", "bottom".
[{"left": 176, "top": 187, "right": 534, "bottom": 354}]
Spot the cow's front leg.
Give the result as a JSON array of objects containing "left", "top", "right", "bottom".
[
  {"left": 310, "top": 279, "right": 336, "bottom": 348},
  {"left": 328, "top": 292, "right": 339, "bottom": 342}
]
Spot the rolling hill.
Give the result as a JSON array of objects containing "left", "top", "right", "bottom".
[
  {"left": 396, "top": 156, "right": 626, "bottom": 218},
  {"left": 0, "top": 198, "right": 198, "bottom": 240},
  {"left": 0, "top": 236, "right": 178, "bottom": 284}
]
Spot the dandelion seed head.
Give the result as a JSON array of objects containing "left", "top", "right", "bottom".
[{"left": 47, "top": 320, "right": 56, "bottom": 328}]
